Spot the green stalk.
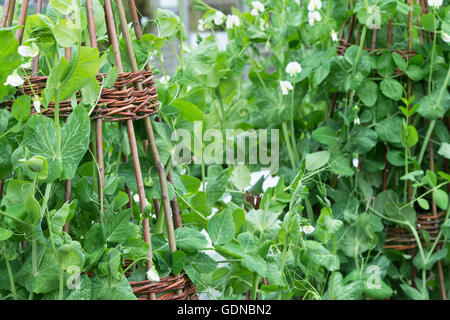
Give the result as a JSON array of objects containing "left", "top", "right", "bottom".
[
  {"left": 282, "top": 122, "right": 297, "bottom": 169},
  {"left": 41, "top": 183, "right": 64, "bottom": 300},
  {"left": 428, "top": 12, "right": 437, "bottom": 94},
  {"left": 413, "top": 66, "right": 450, "bottom": 199},
  {"left": 178, "top": 0, "right": 185, "bottom": 68},
  {"left": 1, "top": 242, "right": 17, "bottom": 300},
  {"left": 251, "top": 272, "right": 260, "bottom": 300},
  {"left": 290, "top": 87, "right": 299, "bottom": 165}
]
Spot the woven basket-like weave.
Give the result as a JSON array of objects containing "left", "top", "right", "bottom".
[
  {"left": 1, "top": 70, "right": 158, "bottom": 121},
  {"left": 337, "top": 39, "right": 417, "bottom": 77},
  {"left": 129, "top": 274, "right": 198, "bottom": 300},
  {"left": 123, "top": 259, "right": 198, "bottom": 300},
  {"left": 384, "top": 211, "right": 446, "bottom": 251}
]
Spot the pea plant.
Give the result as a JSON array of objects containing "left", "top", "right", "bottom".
[{"left": 0, "top": 0, "right": 449, "bottom": 300}]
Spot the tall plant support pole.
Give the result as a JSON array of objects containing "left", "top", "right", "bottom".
[
  {"left": 86, "top": 0, "right": 106, "bottom": 200},
  {"left": 128, "top": 0, "right": 182, "bottom": 229},
  {"left": 32, "top": 0, "right": 42, "bottom": 76},
  {"left": 7, "top": 0, "right": 15, "bottom": 26},
  {"left": 115, "top": 0, "right": 177, "bottom": 255},
  {"left": 15, "top": 0, "right": 28, "bottom": 44},
  {"left": 0, "top": 0, "right": 11, "bottom": 27},
  {"left": 428, "top": 141, "right": 447, "bottom": 300},
  {"left": 103, "top": 0, "right": 155, "bottom": 300}
]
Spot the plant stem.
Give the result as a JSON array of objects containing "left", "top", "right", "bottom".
[
  {"left": 282, "top": 122, "right": 297, "bottom": 169},
  {"left": 1, "top": 242, "right": 17, "bottom": 300},
  {"left": 251, "top": 272, "right": 260, "bottom": 300}
]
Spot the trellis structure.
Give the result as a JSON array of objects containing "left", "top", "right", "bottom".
[
  {"left": 332, "top": 0, "right": 447, "bottom": 300},
  {"left": 0, "top": 0, "right": 195, "bottom": 300}
]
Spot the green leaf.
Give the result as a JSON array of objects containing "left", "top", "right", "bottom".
[
  {"left": 91, "top": 276, "right": 136, "bottom": 300},
  {"left": 105, "top": 210, "right": 137, "bottom": 243},
  {"left": 400, "top": 283, "right": 427, "bottom": 300},
  {"left": 208, "top": 209, "right": 236, "bottom": 245},
  {"left": 53, "top": 19, "right": 80, "bottom": 47},
  {"left": 377, "top": 51, "right": 395, "bottom": 78},
  {"left": 11, "top": 95, "right": 31, "bottom": 123},
  {"left": 60, "top": 46, "right": 100, "bottom": 101},
  {"left": 24, "top": 194, "right": 41, "bottom": 225},
  {"left": 434, "top": 189, "right": 448, "bottom": 210},
  {"left": 102, "top": 66, "right": 119, "bottom": 88},
  {"left": 16, "top": 251, "right": 60, "bottom": 294},
  {"left": 56, "top": 241, "right": 86, "bottom": 271},
  {"left": 324, "top": 273, "right": 363, "bottom": 300},
  {"left": 0, "top": 227, "right": 13, "bottom": 241},
  {"left": 344, "top": 127, "right": 378, "bottom": 154},
  {"left": 175, "top": 227, "right": 208, "bottom": 252},
  {"left": 357, "top": 80, "right": 378, "bottom": 107},
  {"left": 305, "top": 240, "right": 340, "bottom": 271},
  {"left": 206, "top": 169, "right": 230, "bottom": 205},
  {"left": 0, "top": 30, "right": 22, "bottom": 100},
  {"left": 241, "top": 254, "right": 268, "bottom": 277},
  {"left": 418, "top": 198, "right": 430, "bottom": 210},
  {"left": 230, "top": 165, "right": 250, "bottom": 190},
  {"left": 60, "top": 105, "right": 91, "bottom": 180},
  {"left": 380, "top": 78, "right": 403, "bottom": 101},
  {"left": 80, "top": 77, "right": 100, "bottom": 105},
  {"left": 437, "top": 142, "right": 450, "bottom": 159},
  {"left": 246, "top": 209, "right": 280, "bottom": 236},
  {"left": 420, "top": 12, "right": 435, "bottom": 31},
  {"left": 305, "top": 151, "right": 330, "bottom": 171},
  {"left": 406, "top": 65, "right": 424, "bottom": 81},
  {"left": 23, "top": 116, "right": 61, "bottom": 182},
  {"left": 185, "top": 38, "right": 218, "bottom": 76},
  {"left": 375, "top": 117, "right": 402, "bottom": 144},
  {"left": 49, "top": 0, "right": 74, "bottom": 15},
  {"left": 171, "top": 251, "right": 186, "bottom": 274},
  {"left": 363, "top": 279, "right": 393, "bottom": 299},
  {"left": 413, "top": 248, "right": 447, "bottom": 270},
  {"left": 312, "top": 126, "right": 338, "bottom": 147},
  {"left": 401, "top": 125, "right": 418, "bottom": 148},
  {"left": 417, "top": 92, "right": 446, "bottom": 120},
  {"left": 329, "top": 154, "right": 355, "bottom": 176},
  {"left": 392, "top": 52, "right": 407, "bottom": 72},
  {"left": 170, "top": 100, "right": 204, "bottom": 122},
  {"left": 181, "top": 175, "right": 201, "bottom": 193},
  {"left": 51, "top": 202, "right": 70, "bottom": 235},
  {"left": 189, "top": 252, "right": 217, "bottom": 273}
]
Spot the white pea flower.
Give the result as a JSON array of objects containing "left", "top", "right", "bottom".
[
  {"left": 198, "top": 19, "right": 206, "bottom": 32},
  {"left": 302, "top": 225, "right": 315, "bottom": 234},
  {"left": 146, "top": 266, "right": 160, "bottom": 282},
  {"left": 223, "top": 195, "right": 232, "bottom": 203},
  {"left": 331, "top": 30, "right": 339, "bottom": 42},
  {"left": 280, "top": 80, "right": 293, "bottom": 95},
  {"left": 354, "top": 116, "right": 360, "bottom": 125},
  {"left": 33, "top": 96, "right": 41, "bottom": 113},
  {"left": 442, "top": 32, "right": 450, "bottom": 43},
  {"left": 159, "top": 75, "right": 171, "bottom": 85},
  {"left": 251, "top": 1, "right": 265, "bottom": 16},
  {"left": 226, "top": 15, "right": 240, "bottom": 29},
  {"left": 18, "top": 43, "right": 39, "bottom": 58},
  {"left": 308, "top": 11, "right": 321, "bottom": 26},
  {"left": 308, "top": 0, "right": 322, "bottom": 11},
  {"left": 260, "top": 18, "right": 267, "bottom": 31},
  {"left": 352, "top": 157, "right": 359, "bottom": 168},
  {"left": 21, "top": 60, "right": 32, "bottom": 69},
  {"left": 4, "top": 70, "right": 24, "bottom": 87},
  {"left": 286, "top": 61, "right": 302, "bottom": 77},
  {"left": 214, "top": 11, "right": 225, "bottom": 25},
  {"left": 427, "top": 0, "right": 443, "bottom": 9}
]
